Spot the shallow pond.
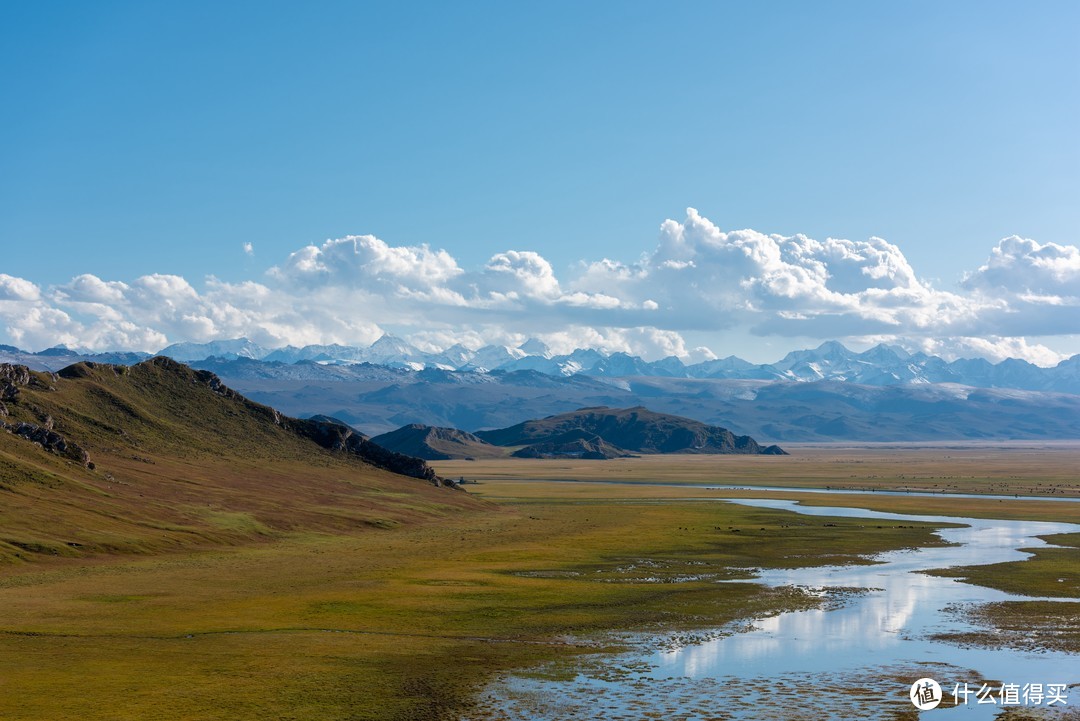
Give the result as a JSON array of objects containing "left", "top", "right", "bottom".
[{"left": 469, "top": 499, "right": 1080, "bottom": 720}]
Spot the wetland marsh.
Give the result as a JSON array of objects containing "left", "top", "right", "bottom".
[
  {"left": 2, "top": 446, "right": 1078, "bottom": 719},
  {"left": 466, "top": 498, "right": 1080, "bottom": 720}
]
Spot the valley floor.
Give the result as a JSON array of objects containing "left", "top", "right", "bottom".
[{"left": 3, "top": 447, "right": 1078, "bottom": 720}]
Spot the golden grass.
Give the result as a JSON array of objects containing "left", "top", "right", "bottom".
[
  {"left": 1, "top": 485, "right": 950, "bottom": 720},
  {"left": 434, "top": 443, "right": 1080, "bottom": 498},
  {"left": 4, "top": 447, "right": 1079, "bottom": 719}
]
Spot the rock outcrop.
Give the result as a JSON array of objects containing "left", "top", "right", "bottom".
[
  {"left": 1, "top": 420, "right": 92, "bottom": 466},
  {"left": 369, "top": 423, "right": 499, "bottom": 460},
  {"left": 0, "top": 364, "right": 91, "bottom": 466},
  {"left": 293, "top": 417, "right": 453, "bottom": 486},
  {"left": 511, "top": 430, "right": 633, "bottom": 460}
]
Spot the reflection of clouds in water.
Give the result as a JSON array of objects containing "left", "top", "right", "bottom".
[
  {"left": 664, "top": 596, "right": 920, "bottom": 677},
  {"left": 656, "top": 502, "right": 1080, "bottom": 681},
  {"left": 478, "top": 501, "right": 1080, "bottom": 720}
]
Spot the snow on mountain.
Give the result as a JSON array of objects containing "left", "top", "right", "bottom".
[
  {"left": 460, "top": 345, "right": 527, "bottom": 372},
  {"left": 498, "top": 347, "right": 609, "bottom": 376},
  {"left": 6, "top": 336, "right": 1080, "bottom": 396},
  {"left": 358, "top": 334, "right": 425, "bottom": 365},
  {"left": 518, "top": 338, "right": 552, "bottom": 357},
  {"left": 158, "top": 338, "right": 268, "bottom": 361},
  {"left": 580, "top": 352, "right": 654, "bottom": 377},
  {"left": 686, "top": 355, "right": 767, "bottom": 379},
  {"left": 648, "top": 356, "right": 688, "bottom": 377},
  {"left": 263, "top": 344, "right": 367, "bottom": 363},
  {"left": 498, "top": 355, "right": 575, "bottom": 375},
  {"left": 425, "top": 343, "right": 475, "bottom": 368}
]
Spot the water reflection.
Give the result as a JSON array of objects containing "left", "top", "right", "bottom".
[
  {"left": 473, "top": 499, "right": 1080, "bottom": 720},
  {"left": 653, "top": 500, "right": 1079, "bottom": 716}
]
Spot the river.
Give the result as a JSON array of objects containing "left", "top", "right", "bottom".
[{"left": 469, "top": 498, "right": 1079, "bottom": 720}]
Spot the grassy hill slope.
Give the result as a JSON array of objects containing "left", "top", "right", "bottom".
[{"left": 0, "top": 358, "right": 478, "bottom": 564}]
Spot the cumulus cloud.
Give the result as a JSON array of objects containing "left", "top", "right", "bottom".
[
  {"left": 55, "top": 274, "right": 128, "bottom": 304},
  {"left": 243, "top": 242, "right": 254, "bottom": 256},
  {"left": 271, "top": 234, "right": 463, "bottom": 291},
  {"left": 575, "top": 211, "right": 936, "bottom": 342},
  {"left": 962, "top": 236, "right": 1080, "bottom": 295},
  {"left": 0, "top": 274, "right": 41, "bottom": 301},
  {"left": 572, "top": 209, "right": 1080, "bottom": 357},
  {"left": 1, "top": 210, "right": 1077, "bottom": 364},
  {"left": 905, "top": 336, "right": 1067, "bottom": 367},
  {"left": 531, "top": 326, "right": 691, "bottom": 359},
  {"left": 482, "top": 250, "right": 561, "bottom": 300}
]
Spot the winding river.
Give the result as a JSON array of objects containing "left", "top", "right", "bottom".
[{"left": 469, "top": 498, "right": 1079, "bottom": 720}]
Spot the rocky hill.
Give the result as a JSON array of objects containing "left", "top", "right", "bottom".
[
  {"left": 369, "top": 423, "right": 503, "bottom": 460},
  {"left": 510, "top": 429, "right": 635, "bottom": 459},
  {"left": 0, "top": 358, "right": 474, "bottom": 564},
  {"left": 477, "top": 406, "right": 786, "bottom": 455}
]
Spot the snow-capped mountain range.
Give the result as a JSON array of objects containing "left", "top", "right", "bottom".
[{"left": 3, "top": 336, "right": 1080, "bottom": 395}]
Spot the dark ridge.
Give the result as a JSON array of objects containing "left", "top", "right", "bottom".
[
  {"left": 511, "top": 431, "right": 634, "bottom": 460},
  {"left": 478, "top": 405, "right": 786, "bottom": 455},
  {"left": 370, "top": 423, "right": 499, "bottom": 461},
  {"left": 292, "top": 417, "right": 449, "bottom": 485}
]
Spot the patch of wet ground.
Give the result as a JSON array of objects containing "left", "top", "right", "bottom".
[
  {"left": 466, "top": 500, "right": 1080, "bottom": 720},
  {"left": 934, "top": 601, "right": 1080, "bottom": 654},
  {"left": 466, "top": 658, "right": 1016, "bottom": 720}
]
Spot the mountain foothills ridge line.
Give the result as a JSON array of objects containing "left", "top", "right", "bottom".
[
  {"left": 3, "top": 337, "right": 1080, "bottom": 394},
  {"left": 369, "top": 407, "right": 786, "bottom": 460},
  {"left": 5, "top": 340, "right": 1080, "bottom": 443}
]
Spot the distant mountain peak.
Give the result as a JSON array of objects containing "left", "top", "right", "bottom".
[
  {"left": 372, "top": 333, "right": 410, "bottom": 347},
  {"left": 4, "top": 338, "right": 1078, "bottom": 396},
  {"left": 518, "top": 338, "right": 551, "bottom": 357},
  {"left": 38, "top": 344, "right": 82, "bottom": 356},
  {"left": 159, "top": 337, "right": 268, "bottom": 362}
]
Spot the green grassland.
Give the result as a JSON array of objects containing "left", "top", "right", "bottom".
[
  {"left": 3, "top": 362, "right": 1079, "bottom": 719},
  {"left": 1, "top": 494, "right": 953, "bottom": 721}
]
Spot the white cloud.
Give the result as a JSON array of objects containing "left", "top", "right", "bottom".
[
  {"left": 1, "top": 210, "right": 1077, "bottom": 365},
  {"left": 482, "top": 250, "right": 561, "bottom": 300},
  {"left": 271, "top": 234, "right": 464, "bottom": 293},
  {"left": 528, "top": 326, "right": 690, "bottom": 359},
  {"left": 0, "top": 274, "right": 42, "bottom": 301},
  {"left": 405, "top": 328, "right": 490, "bottom": 353},
  {"left": 54, "top": 274, "right": 128, "bottom": 304},
  {"left": 962, "top": 236, "right": 1080, "bottom": 295},
  {"left": 573, "top": 209, "right": 951, "bottom": 338},
  {"left": 243, "top": 242, "right": 254, "bottom": 256},
  {"left": 906, "top": 336, "right": 1067, "bottom": 367},
  {"left": 687, "top": 346, "right": 718, "bottom": 363}
]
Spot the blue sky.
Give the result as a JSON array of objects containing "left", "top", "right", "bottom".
[{"left": 1, "top": 1, "right": 1078, "bottom": 363}]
